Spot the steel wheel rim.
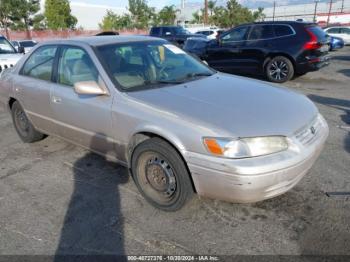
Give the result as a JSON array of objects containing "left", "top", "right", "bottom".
[
  {"left": 14, "top": 107, "right": 30, "bottom": 137},
  {"left": 269, "top": 60, "right": 289, "bottom": 81},
  {"left": 137, "top": 152, "right": 177, "bottom": 204}
]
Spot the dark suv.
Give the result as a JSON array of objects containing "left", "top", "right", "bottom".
[
  {"left": 150, "top": 26, "right": 205, "bottom": 47},
  {"left": 184, "top": 21, "right": 330, "bottom": 83}
]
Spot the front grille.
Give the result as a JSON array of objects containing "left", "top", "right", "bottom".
[
  {"left": 0, "top": 64, "right": 14, "bottom": 72},
  {"left": 295, "top": 116, "right": 323, "bottom": 146}
]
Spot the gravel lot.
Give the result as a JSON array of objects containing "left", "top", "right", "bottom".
[{"left": 0, "top": 47, "right": 349, "bottom": 256}]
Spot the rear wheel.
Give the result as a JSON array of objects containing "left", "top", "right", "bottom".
[
  {"left": 265, "top": 56, "right": 294, "bottom": 83},
  {"left": 131, "top": 138, "right": 194, "bottom": 211},
  {"left": 11, "top": 101, "right": 45, "bottom": 143}
]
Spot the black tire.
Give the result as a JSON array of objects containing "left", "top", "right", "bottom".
[
  {"left": 131, "top": 138, "right": 194, "bottom": 211},
  {"left": 265, "top": 56, "right": 294, "bottom": 83},
  {"left": 11, "top": 101, "right": 45, "bottom": 143}
]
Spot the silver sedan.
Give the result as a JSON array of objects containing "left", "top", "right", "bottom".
[{"left": 0, "top": 36, "right": 329, "bottom": 211}]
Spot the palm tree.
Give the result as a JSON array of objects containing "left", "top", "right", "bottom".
[
  {"left": 208, "top": 0, "right": 216, "bottom": 17},
  {"left": 158, "top": 5, "right": 179, "bottom": 25}
]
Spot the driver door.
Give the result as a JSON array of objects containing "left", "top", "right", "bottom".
[
  {"left": 50, "top": 45, "right": 116, "bottom": 158},
  {"left": 205, "top": 26, "right": 250, "bottom": 73}
]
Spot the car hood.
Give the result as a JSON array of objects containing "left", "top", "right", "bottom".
[
  {"left": 0, "top": 53, "right": 23, "bottom": 66},
  {"left": 127, "top": 73, "right": 318, "bottom": 138}
]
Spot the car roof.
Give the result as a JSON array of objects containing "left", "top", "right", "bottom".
[
  {"left": 38, "top": 35, "right": 164, "bottom": 47},
  {"left": 238, "top": 21, "right": 315, "bottom": 27}
]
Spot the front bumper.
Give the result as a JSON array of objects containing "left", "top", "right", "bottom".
[{"left": 184, "top": 115, "right": 329, "bottom": 203}]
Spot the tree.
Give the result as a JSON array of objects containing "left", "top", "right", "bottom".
[
  {"left": 253, "top": 7, "right": 266, "bottom": 21},
  {"left": 208, "top": 0, "right": 216, "bottom": 17},
  {"left": 9, "top": 0, "right": 43, "bottom": 38},
  {"left": 0, "top": 0, "right": 15, "bottom": 38},
  {"left": 157, "top": 5, "right": 178, "bottom": 25},
  {"left": 191, "top": 11, "right": 202, "bottom": 24},
  {"left": 211, "top": 0, "right": 264, "bottom": 28},
  {"left": 99, "top": 10, "right": 132, "bottom": 31},
  {"left": 44, "top": 0, "right": 77, "bottom": 30},
  {"left": 128, "top": 0, "right": 155, "bottom": 29}
]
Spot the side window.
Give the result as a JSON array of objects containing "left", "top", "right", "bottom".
[
  {"left": 340, "top": 28, "right": 350, "bottom": 34},
  {"left": 162, "top": 27, "right": 173, "bottom": 36},
  {"left": 274, "top": 25, "right": 294, "bottom": 37},
  {"left": 221, "top": 26, "right": 249, "bottom": 43},
  {"left": 58, "top": 47, "right": 98, "bottom": 87},
  {"left": 22, "top": 46, "right": 57, "bottom": 81},
  {"left": 249, "top": 25, "right": 274, "bottom": 40},
  {"left": 327, "top": 28, "right": 339, "bottom": 34}
]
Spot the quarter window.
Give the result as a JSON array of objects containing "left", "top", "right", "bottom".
[
  {"left": 249, "top": 25, "right": 274, "bottom": 40},
  {"left": 274, "top": 25, "right": 294, "bottom": 37},
  {"left": 222, "top": 26, "right": 249, "bottom": 43},
  {"left": 22, "top": 45, "right": 57, "bottom": 81},
  {"left": 58, "top": 47, "right": 98, "bottom": 87}
]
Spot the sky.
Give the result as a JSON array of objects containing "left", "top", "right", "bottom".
[{"left": 71, "top": 0, "right": 176, "bottom": 9}]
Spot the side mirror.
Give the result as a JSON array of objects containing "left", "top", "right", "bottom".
[
  {"left": 18, "top": 46, "right": 25, "bottom": 54},
  {"left": 74, "top": 81, "right": 108, "bottom": 96}
]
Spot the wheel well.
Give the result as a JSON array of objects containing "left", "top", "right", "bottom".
[
  {"left": 8, "top": 97, "right": 17, "bottom": 110},
  {"left": 128, "top": 132, "right": 197, "bottom": 193},
  {"left": 263, "top": 53, "right": 296, "bottom": 72}
]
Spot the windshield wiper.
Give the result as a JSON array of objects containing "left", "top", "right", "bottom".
[{"left": 144, "top": 79, "right": 185, "bottom": 85}]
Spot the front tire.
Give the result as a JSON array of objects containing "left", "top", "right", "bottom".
[
  {"left": 11, "top": 101, "right": 45, "bottom": 143},
  {"left": 265, "top": 56, "right": 294, "bottom": 83},
  {"left": 131, "top": 138, "right": 194, "bottom": 211}
]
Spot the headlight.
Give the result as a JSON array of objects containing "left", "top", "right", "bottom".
[{"left": 203, "top": 136, "right": 289, "bottom": 158}]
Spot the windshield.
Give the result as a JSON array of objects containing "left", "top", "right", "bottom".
[
  {"left": 0, "top": 37, "right": 16, "bottom": 54},
  {"left": 97, "top": 41, "right": 215, "bottom": 91}
]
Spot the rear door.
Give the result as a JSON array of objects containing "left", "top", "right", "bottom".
[
  {"left": 339, "top": 27, "right": 350, "bottom": 44},
  {"left": 50, "top": 45, "right": 116, "bottom": 157},
  {"left": 243, "top": 24, "right": 276, "bottom": 73},
  {"left": 205, "top": 25, "right": 250, "bottom": 72}
]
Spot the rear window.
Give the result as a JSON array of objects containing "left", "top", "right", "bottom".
[
  {"left": 274, "top": 25, "right": 294, "bottom": 37},
  {"left": 307, "top": 26, "right": 327, "bottom": 40},
  {"left": 21, "top": 41, "right": 36, "bottom": 47}
]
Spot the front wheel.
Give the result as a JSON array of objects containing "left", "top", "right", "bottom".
[
  {"left": 11, "top": 101, "right": 46, "bottom": 143},
  {"left": 265, "top": 56, "right": 294, "bottom": 83},
  {"left": 131, "top": 138, "right": 194, "bottom": 211}
]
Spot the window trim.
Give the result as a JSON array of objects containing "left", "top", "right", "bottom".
[
  {"left": 220, "top": 26, "right": 251, "bottom": 44},
  {"left": 247, "top": 24, "right": 296, "bottom": 41},
  {"left": 55, "top": 44, "right": 100, "bottom": 88},
  {"left": 19, "top": 44, "right": 59, "bottom": 83}
]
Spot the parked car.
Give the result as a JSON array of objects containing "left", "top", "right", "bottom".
[
  {"left": 150, "top": 26, "right": 205, "bottom": 47},
  {"left": 184, "top": 21, "right": 330, "bottom": 83},
  {"left": 329, "top": 36, "right": 345, "bottom": 51},
  {"left": 195, "top": 28, "right": 223, "bottom": 40},
  {"left": 95, "top": 31, "right": 119, "bottom": 36},
  {"left": 11, "top": 40, "right": 37, "bottom": 53},
  {"left": 0, "top": 35, "right": 24, "bottom": 73},
  {"left": 324, "top": 26, "right": 350, "bottom": 45},
  {"left": 0, "top": 36, "right": 329, "bottom": 211}
]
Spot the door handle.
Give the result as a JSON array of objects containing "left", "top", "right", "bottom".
[{"left": 52, "top": 96, "right": 62, "bottom": 104}]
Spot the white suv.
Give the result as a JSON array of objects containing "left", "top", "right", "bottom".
[
  {"left": 0, "top": 35, "right": 24, "bottom": 73},
  {"left": 324, "top": 26, "right": 350, "bottom": 45}
]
